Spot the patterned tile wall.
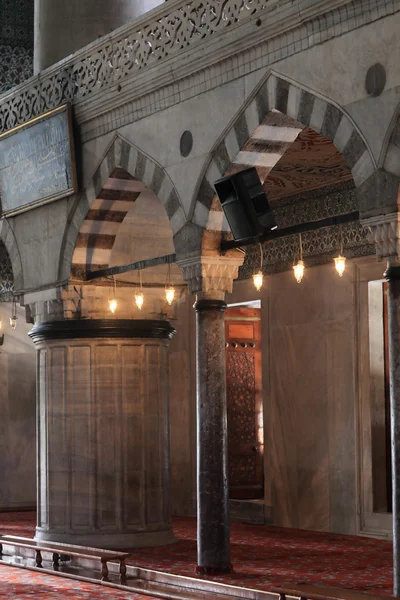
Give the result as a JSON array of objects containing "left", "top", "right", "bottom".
[{"left": 0, "top": 0, "right": 33, "bottom": 94}]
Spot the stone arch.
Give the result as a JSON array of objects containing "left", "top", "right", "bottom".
[
  {"left": 381, "top": 105, "right": 400, "bottom": 177},
  {"left": 58, "top": 134, "right": 186, "bottom": 281},
  {"left": 0, "top": 218, "right": 23, "bottom": 293},
  {"left": 191, "top": 71, "right": 376, "bottom": 236}
]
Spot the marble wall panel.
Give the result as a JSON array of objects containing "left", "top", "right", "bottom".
[
  {"left": 225, "top": 261, "right": 360, "bottom": 535},
  {"left": 0, "top": 304, "right": 36, "bottom": 511},
  {"left": 168, "top": 296, "right": 197, "bottom": 516}
]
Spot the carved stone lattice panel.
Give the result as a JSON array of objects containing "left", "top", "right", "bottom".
[
  {"left": 239, "top": 221, "right": 375, "bottom": 280},
  {"left": 0, "top": 241, "right": 14, "bottom": 301},
  {"left": 227, "top": 351, "right": 256, "bottom": 445}
]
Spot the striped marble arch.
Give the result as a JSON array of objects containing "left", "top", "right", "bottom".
[
  {"left": 64, "top": 136, "right": 185, "bottom": 281},
  {"left": 71, "top": 168, "right": 145, "bottom": 279},
  {"left": 193, "top": 73, "right": 376, "bottom": 233}
]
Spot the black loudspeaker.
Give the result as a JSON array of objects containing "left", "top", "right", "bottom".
[{"left": 214, "top": 167, "right": 276, "bottom": 241}]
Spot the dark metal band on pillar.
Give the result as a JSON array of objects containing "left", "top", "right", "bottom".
[
  {"left": 385, "top": 266, "right": 400, "bottom": 597},
  {"left": 29, "top": 319, "right": 176, "bottom": 342},
  {"left": 194, "top": 298, "right": 232, "bottom": 574}
]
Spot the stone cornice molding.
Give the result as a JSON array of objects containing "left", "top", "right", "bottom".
[
  {"left": 178, "top": 254, "right": 244, "bottom": 296},
  {"left": 0, "top": 0, "right": 397, "bottom": 142},
  {"left": 361, "top": 212, "right": 400, "bottom": 260}
]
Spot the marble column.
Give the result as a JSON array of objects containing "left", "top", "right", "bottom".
[
  {"left": 29, "top": 319, "right": 175, "bottom": 549},
  {"left": 178, "top": 254, "right": 244, "bottom": 574},
  {"left": 34, "top": 0, "right": 164, "bottom": 72},
  {"left": 385, "top": 266, "right": 400, "bottom": 596},
  {"left": 194, "top": 298, "right": 230, "bottom": 573}
]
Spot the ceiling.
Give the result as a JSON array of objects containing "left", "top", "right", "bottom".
[{"left": 265, "top": 127, "right": 354, "bottom": 203}]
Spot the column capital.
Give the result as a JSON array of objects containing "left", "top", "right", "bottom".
[
  {"left": 361, "top": 212, "right": 400, "bottom": 261},
  {"left": 177, "top": 253, "right": 244, "bottom": 298}
]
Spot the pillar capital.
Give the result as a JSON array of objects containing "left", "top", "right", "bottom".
[
  {"left": 361, "top": 212, "right": 400, "bottom": 262},
  {"left": 177, "top": 253, "right": 244, "bottom": 298}
]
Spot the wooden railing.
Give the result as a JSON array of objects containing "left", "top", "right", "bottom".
[{"left": 271, "top": 584, "right": 391, "bottom": 600}]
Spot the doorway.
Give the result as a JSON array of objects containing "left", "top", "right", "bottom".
[{"left": 225, "top": 303, "right": 263, "bottom": 500}]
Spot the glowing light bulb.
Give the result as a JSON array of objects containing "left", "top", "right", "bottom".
[
  {"left": 293, "top": 259, "right": 305, "bottom": 283},
  {"left": 253, "top": 271, "right": 263, "bottom": 292},
  {"left": 334, "top": 255, "right": 346, "bottom": 277},
  {"left": 165, "top": 286, "right": 175, "bottom": 305},
  {"left": 109, "top": 298, "right": 117, "bottom": 314},
  {"left": 135, "top": 292, "right": 144, "bottom": 311},
  {"left": 9, "top": 316, "right": 17, "bottom": 329}
]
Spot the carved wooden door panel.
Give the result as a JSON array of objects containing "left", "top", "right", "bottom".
[{"left": 225, "top": 307, "right": 263, "bottom": 500}]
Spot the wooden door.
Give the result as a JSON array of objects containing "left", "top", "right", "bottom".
[{"left": 225, "top": 307, "right": 263, "bottom": 500}]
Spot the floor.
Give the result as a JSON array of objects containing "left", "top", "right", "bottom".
[
  {"left": 0, "top": 512, "right": 394, "bottom": 597},
  {"left": 0, "top": 564, "right": 149, "bottom": 599}
]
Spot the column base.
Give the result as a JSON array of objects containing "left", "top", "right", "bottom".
[
  {"left": 195, "top": 564, "right": 233, "bottom": 575},
  {"left": 35, "top": 527, "right": 176, "bottom": 549}
]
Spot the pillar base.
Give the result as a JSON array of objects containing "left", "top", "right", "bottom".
[
  {"left": 35, "top": 527, "right": 176, "bottom": 549},
  {"left": 195, "top": 564, "right": 233, "bottom": 575}
]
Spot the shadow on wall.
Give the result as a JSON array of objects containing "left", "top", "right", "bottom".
[{"left": 0, "top": 303, "right": 36, "bottom": 511}]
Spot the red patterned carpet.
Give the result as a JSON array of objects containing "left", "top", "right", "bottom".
[
  {"left": 0, "top": 564, "right": 149, "bottom": 599},
  {"left": 0, "top": 512, "right": 394, "bottom": 597}
]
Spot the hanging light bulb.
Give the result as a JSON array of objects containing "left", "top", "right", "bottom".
[
  {"left": 334, "top": 255, "right": 346, "bottom": 277},
  {"left": 293, "top": 260, "right": 305, "bottom": 283},
  {"left": 135, "top": 291, "right": 144, "bottom": 310},
  {"left": 109, "top": 276, "right": 117, "bottom": 313},
  {"left": 109, "top": 298, "right": 117, "bottom": 313},
  {"left": 165, "top": 286, "right": 175, "bottom": 305},
  {"left": 293, "top": 234, "right": 305, "bottom": 283},
  {"left": 253, "top": 243, "right": 264, "bottom": 292},
  {"left": 10, "top": 298, "right": 17, "bottom": 329},
  {"left": 165, "top": 263, "right": 175, "bottom": 305},
  {"left": 253, "top": 272, "right": 263, "bottom": 291},
  {"left": 334, "top": 225, "right": 346, "bottom": 277},
  {"left": 135, "top": 269, "right": 144, "bottom": 310}
]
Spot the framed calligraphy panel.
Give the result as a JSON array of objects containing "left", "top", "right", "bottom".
[{"left": 0, "top": 104, "right": 77, "bottom": 217}]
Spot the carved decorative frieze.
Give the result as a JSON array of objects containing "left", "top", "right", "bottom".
[
  {"left": 178, "top": 254, "right": 244, "bottom": 295},
  {"left": 0, "top": 0, "right": 274, "bottom": 133},
  {"left": 239, "top": 220, "right": 374, "bottom": 280},
  {"left": 0, "top": 0, "right": 397, "bottom": 138},
  {"left": 273, "top": 184, "right": 358, "bottom": 229}
]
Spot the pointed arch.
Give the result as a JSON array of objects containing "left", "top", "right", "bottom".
[
  {"left": 58, "top": 135, "right": 186, "bottom": 281},
  {"left": 191, "top": 71, "right": 377, "bottom": 234},
  {"left": 382, "top": 103, "right": 400, "bottom": 176},
  {"left": 0, "top": 217, "right": 23, "bottom": 292}
]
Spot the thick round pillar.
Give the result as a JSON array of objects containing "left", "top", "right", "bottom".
[
  {"left": 194, "top": 299, "right": 231, "bottom": 574},
  {"left": 386, "top": 266, "right": 400, "bottom": 596},
  {"left": 29, "top": 319, "right": 175, "bottom": 549},
  {"left": 34, "top": 0, "right": 163, "bottom": 73}
]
